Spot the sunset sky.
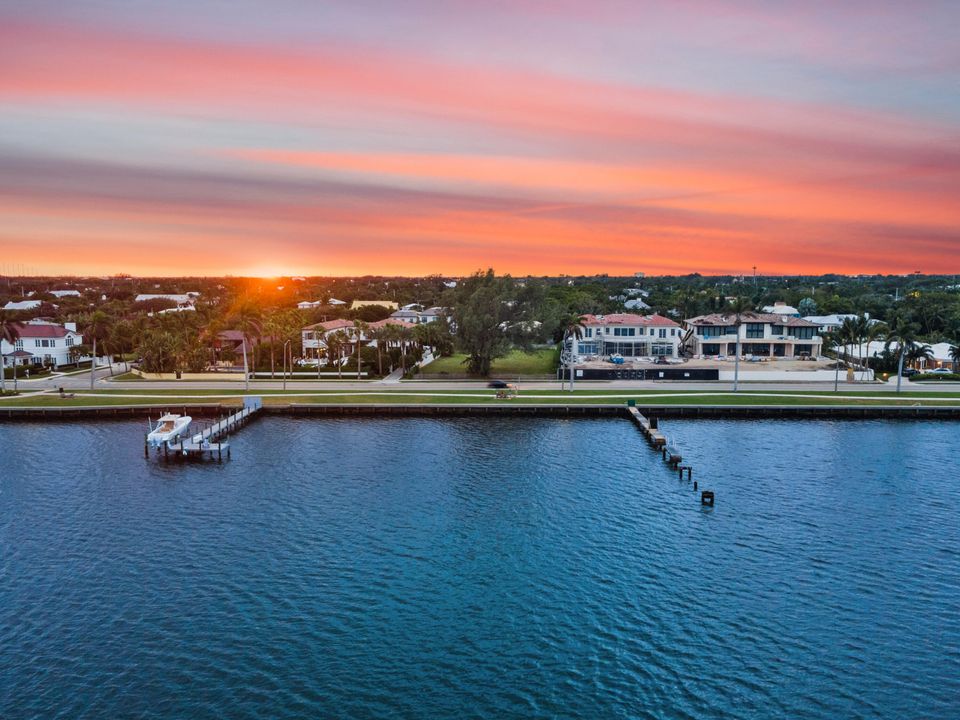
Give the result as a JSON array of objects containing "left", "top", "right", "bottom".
[{"left": 1, "top": 1, "right": 959, "bottom": 277}]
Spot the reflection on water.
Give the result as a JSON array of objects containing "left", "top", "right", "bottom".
[{"left": 1, "top": 417, "right": 958, "bottom": 719}]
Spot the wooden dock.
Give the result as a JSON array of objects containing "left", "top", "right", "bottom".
[
  {"left": 155, "top": 397, "right": 262, "bottom": 460},
  {"left": 627, "top": 406, "right": 715, "bottom": 506}
]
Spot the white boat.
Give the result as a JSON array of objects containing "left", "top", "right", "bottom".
[{"left": 147, "top": 413, "right": 192, "bottom": 446}]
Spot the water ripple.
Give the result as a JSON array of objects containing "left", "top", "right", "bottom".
[{"left": 1, "top": 417, "right": 958, "bottom": 719}]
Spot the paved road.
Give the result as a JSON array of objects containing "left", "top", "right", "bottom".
[{"left": 13, "top": 363, "right": 958, "bottom": 395}]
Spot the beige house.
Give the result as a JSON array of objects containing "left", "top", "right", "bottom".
[{"left": 684, "top": 312, "right": 822, "bottom": 358}]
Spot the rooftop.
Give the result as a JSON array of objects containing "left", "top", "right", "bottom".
[
  {"left": 686, "top": 312, "right": 819, "bottom": 327},
  {"left": 581, "top": 313, "right": 679, "bottom": 327}
]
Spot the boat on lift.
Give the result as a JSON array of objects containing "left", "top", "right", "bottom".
[{"left": 147, "top": 413, "right": 192, "bottom": 447}]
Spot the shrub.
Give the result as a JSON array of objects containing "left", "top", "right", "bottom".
[{"left": 912, "top": 372, "right": 960, "bottom": 381}]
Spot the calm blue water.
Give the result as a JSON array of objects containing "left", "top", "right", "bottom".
[{"left": 1, "top": 417, "right": 958, "bottom": 719}]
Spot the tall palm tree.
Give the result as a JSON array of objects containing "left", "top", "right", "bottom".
[
  {"left": 1, "top": 313, "right": 21, "bottom": 395},
  {"left": 228, "top": 300, "right": 263, "bottom": 385},
  {"left": 727, "top": 297, "right": 751, "bottom": 392},
  {"left": 823, "top": 328, "right": 843, "bottom": 391},
  {"left": 369, "top": 326, "right": 388, "bottom": 376},
  {"left": 352, "top": 319, "right": 369, "bottom": 380},
  {"left": 950, "top": 343, "right": 960, "bottom": 372},
  {"left": 860, "top": 320, "right": 886, "bottom": 382},
  {"left": 328, "top": 330, "right": 349, "bottom": 379},
  {"left": 83, "top": 310, "right": 112, "bottom": 390},
  {"left": 560, "top": 314, "right": 585, "bottom": 392},
  {"left": 884, "top": 318, "right": 919, "bottom": 393}
]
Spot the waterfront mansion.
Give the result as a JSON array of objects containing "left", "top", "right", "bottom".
[
  {"left": 574, "top": 314, "right": 683, "bottom": 359},
  {"left": 684, "top": 312, "right": 822, "bottom": 358},
  {"left": 1, "top": 321, "right": 85, "bottom": 368}
]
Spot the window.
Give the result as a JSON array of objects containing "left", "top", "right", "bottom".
[
  {"left": 66, "top": 336, "right": 74, "bottom": 346},
  {"left": 659, "top": 328, "right": 666, "bottom": 338},
  {"left": 652, "top": 342, "right": 672, "bottom": 356},
  {"left": 583, "top": 328, "right": 592, "bottom": 338},
  {"left": 771, "top": 325, "right": 784, "bottom": 335},
  {"left": 613, "top": 328, "right": 636, "bottom": 337},
  {"left": 745, "top": 323, "right": 764, "bottom": 339},
  {"left": 670, "top": 328, "right": 676, "bottom": 336},
  {"left": 35, "top": 339, "right": 41, "bottom": 348},
  {"left": 792, "top": 327, "right": 814, "bottom": 340}
]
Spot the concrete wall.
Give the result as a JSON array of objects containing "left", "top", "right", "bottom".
[{"left": 717, "top": 369, "right": 874, "bottom": 382}]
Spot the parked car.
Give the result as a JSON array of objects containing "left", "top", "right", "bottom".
[
  {"left": 929, "top": 368, "right": 953, "bottom": 374},
  {"left": 901, "top": 368, "right": 918, "bottom": 377},
  {"left": 487, "top": 380, "right": 509, "bottom": 388}
]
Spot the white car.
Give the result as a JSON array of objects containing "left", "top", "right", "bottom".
[{"left": 929, "top": 368, "right": 953, "bottom": 374}]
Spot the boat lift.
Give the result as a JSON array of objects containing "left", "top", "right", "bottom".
[{"left": 145, "top": 397, "right": 262, "bottom": 461}]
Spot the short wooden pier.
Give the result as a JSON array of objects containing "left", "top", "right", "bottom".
[{"left": 627, "top": 406, "right": 713, "bottom": 507}]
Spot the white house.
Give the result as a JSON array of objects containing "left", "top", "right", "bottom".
[
  {"left": 761, "top": 302, "right": 800, "bottom": 317},
  {"left": 135, "top": 292, "right": 198, "bottom": 307},
  {"left": 624, "top": 298, "right": 651, "bottom": 311},
  {"left": 803, "top": 314, "right": 859, "bottom": 333},
  {"left": 684, "top": 312, "right": 822, "bottom": 358},
  {"left": 50, "top": 289, "right": 81, "bottom": 298},
  {"left": 575, "top": 314, "right": 683, "bottom": 359},
  {"left": 3, "top": 300, "right": 43, "bottom": 311},
  {"left": 389, "top": 307, "right": 446, "bottom": 324},
  {"left": 2, "top": 321, "right": 85, "bottom": 368},
  {"left": 301, "top": 317, "right": 416, "bottom": 363}
]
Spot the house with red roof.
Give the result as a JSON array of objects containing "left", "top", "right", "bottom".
[
  {"left": 2, "top": 321, "right": 85, "bottom": 368},
  {"left": 575, "top": 314, "right": 682, "bottom": 360}
]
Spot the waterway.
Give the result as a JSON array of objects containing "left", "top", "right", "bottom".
[{"left": 1, "top": 417, "right": 957, "bottom": 718}]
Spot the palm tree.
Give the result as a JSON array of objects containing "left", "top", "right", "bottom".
[
  {"left": 1, "top": 313, "right": 21, "bottom": 395},
  {"left": 352, "top": 319, "right": 369, "bottom": 380},
  {"left": 328, "top": 330, "right": 349, "bottom": 379},
  {"left": 950, "top": 343, "right": 960, "bottom": 372},
  {"left": 228, "top": 300, "right": 263, "bottom": 388},
  {"left": 884, "top": 318, "right": 919, "bottom": 393},
  {"left": 823, "top": 328, "right": 843, "bottom": 391},
  {"left": 906, "top": 343, "right": 934, "bottom": 371},
  {"left": 727, "top": 297, "right": 751, "bottom": 392},
  {"left": 369, "top": 326, "right": 388, "bottom": 376},
  {"left": 860, "top": 320, "right": 886, "bottom": 382},
  {"left": 560, "top": 314, "right": 585, "bottom": 392},
  {"left": 83, "top": 310, "right": 112, "bottom": 389}
]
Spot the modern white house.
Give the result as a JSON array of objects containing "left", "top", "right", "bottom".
[
  {"left": 1, "top": 321, "right": 86, "bottom": 368},
  {"left": 684, "top": 312, "right": 822, "bottom": 358},
  {"left": 574, "top": 314, "right": 683, "bottom": 359}
]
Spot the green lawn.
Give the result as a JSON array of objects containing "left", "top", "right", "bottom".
[
  {"left": 421, "top": 349, "right": 558, "bottom": 377},
  {"left": 3, "top": 387, "right": 960, "bottom": 409}
]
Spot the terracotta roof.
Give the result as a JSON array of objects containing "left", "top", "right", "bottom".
[
  {"left": 685, "top": 312, "right": 819, "bottom": 327},
  {"left": 4, "top": 350, "right": 33, "bottom": 357},
  {"left": 12, "top": 322, "right": 74, "bottom": 338},
  {"left": 303, "top": 319, "right": 353, "bottom": 331},
  {"left": 580, "top": 313, "right": 679, "bottom": 327}
]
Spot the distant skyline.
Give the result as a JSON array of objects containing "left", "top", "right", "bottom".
[{"left": 1, "top": 1, "right": 959, "bottom": 277}]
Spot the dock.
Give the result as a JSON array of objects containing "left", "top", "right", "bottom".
[
  {"left": 153, "top": 397, "right": 262, "bottom": 460},
  {"left": 627, "top": 406, "right": 714, "bottom": 506}
]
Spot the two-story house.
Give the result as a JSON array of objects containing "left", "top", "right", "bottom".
[
  {"left": 684, "top": 312, "right": 822, "bottom": 358},
  {"left": 1, "top": 321, "right": 85, "bottom": 368},
  {"left": 574, "top": 314, "right": 683, "bottom": 359},
  {"left": 301, "top": 318, "right": 418, "bottom": 363}
]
